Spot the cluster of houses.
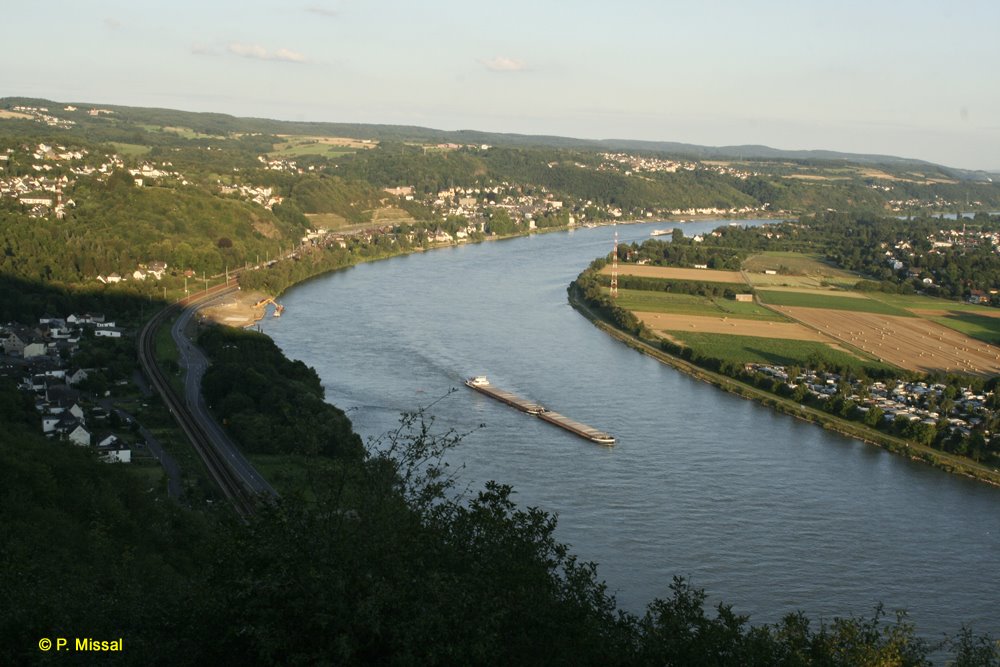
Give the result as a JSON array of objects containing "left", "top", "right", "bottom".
[
  {"left": 747, "top": 363, "right": 991, "bottom": 440},
  {"left": 432, "top": 184, "right": 569, "bottom": 225},
  {"left": 95, "top": 261, "right": 170, "bottom": 286},
  {"left": 600, "top": 152, "right": 692, "bottom": 175},
  {"left": 218, "top": 182, "right": 284, "bottom": 210},
  {"left": 1, "top": 314, "right": 132, "bottom": 463},
  {"left": 0, "top": 142, "right": 130, "bottom": 218},
  {"left": 880, "top": 224, "right": 1000, "bottom": 301},
  {"left": 256, "top": 155, "right": 301, "bottom": 173},
  {"left": 1, "top": 313, "right": 122, "bottom": 360},
  {"left": 600, "top": 152, "right": 759, "bottom": 181},
  {"left": 8, "top": 105, "right": 77, "bottom": 129},
  {"left": 128, "top": 161, "right": 189, "bottom": 187},
  {"left": 885, "top": 194, "right": 975, "bottom": 213}
]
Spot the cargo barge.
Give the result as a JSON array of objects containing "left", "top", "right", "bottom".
[
  {"left": 537, "top": 410, "right": 616, "bottom": 446},
  {"left": 465, "top": 376, "right": 615, "bottom": 446},
  {"left": 465, "top": 376, "right": 545, "bottom": 414}
]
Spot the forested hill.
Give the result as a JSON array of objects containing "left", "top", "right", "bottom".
[
  {"left": 2, "top": 95, "right": 995, "bottom": 179},
  {"left": 3, "top": 95, "right": 1000, "bottom": 300}
]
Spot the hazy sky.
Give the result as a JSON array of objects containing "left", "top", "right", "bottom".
[{"left": 6, "top": 1, "right": 999, "bottom": 170}]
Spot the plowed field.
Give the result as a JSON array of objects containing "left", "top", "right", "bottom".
[
  {"left": 634, "top": 311, "right": 831, "bottom": 341},
  {"left": 773, "top": 306, "right": 1000, "bottom": 375},
  {"left": 602, "top": 265, "right": 746, "bottom": 283}
]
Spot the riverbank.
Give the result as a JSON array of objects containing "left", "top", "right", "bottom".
[
  {"left": 251, "top": 214, "right": 786, "bottom": 302},
  {"left": 198, "top": 289, "right": 269, "bottom": 327},
  {"left": 567, "top": 288, "right": 1000, "bottom": 488}
]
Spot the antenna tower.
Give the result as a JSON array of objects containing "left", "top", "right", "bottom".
[{"left": 610, "top": 225, "right": 619, "bottom": 299}]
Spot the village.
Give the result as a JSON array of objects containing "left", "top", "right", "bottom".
[
  {"left": 746, "top": 362, "right": 997, "bottom": 447},
  {"left": 1, "top": 313, "right": 136, "bottom": 464},
  {"left": 881, "top": 223, "right": 1000, "bottom": 303}
]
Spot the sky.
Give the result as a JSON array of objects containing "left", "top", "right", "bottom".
[{"left": 6, "top": 0, "right": 1000, "bottom": 170}]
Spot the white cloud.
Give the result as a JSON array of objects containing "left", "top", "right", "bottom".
[
  {"left": 481, "top": 56, "right": 528, "bottom": 72},
  {"left": 227, "top": 43, "right": 307, "bottom": 63},
  {"left": 305, "top": 5, "right": 339, "bottom": 17},
  {"left": 273, "top": 48, "right": 307, "bottom": 63},
  {"left": 191, "top": 43, "right": 220, "bottom": 57}
]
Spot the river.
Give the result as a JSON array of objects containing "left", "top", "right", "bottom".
[{"left": 259, "top": 220, "right": 1000, "bottom": 637}]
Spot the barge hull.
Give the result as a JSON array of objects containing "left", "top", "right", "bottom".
[
  {"left": 467, "top": 382, "right": 545, "bottom": 415},
  {"left": 537, "top": 410, "right": 616, "bottom": 445},
  {"left": 466, "top": 377, "right": 614, "bottom": 445}
]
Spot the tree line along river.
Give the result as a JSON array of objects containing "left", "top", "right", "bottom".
[{"left": 259, "top": 219, "right": 1000, "bottom": 638}]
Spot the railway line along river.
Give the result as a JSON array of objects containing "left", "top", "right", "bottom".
[{"left": 259, "top": 220, "right": 1000, "bottom": 639}]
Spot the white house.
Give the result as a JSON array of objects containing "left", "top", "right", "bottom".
[
  {"left": 66, "top": 424, "right": 91, "bottom": 447},
  {"left": 23, "top": 341, "right": 47, "bottom": 359},
  {"left": 41, "top": 414, "right": 61, "bottom": 434},
  {"left": 98, "top": 444, "right": 131, "bottom": 463},
  {"left": 94, "top": 327, "right": 124, "bottom": 338},
  {"left": 67, "top": 368, "right": 90, "bottom": 386}
]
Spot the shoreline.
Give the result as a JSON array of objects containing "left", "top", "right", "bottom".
[
  {"left": 566, "top": 288, "right": 1000, "bottom": 489},
  {"left": 227, "top": 216, "right": 996, "bottom": 488},
  {"left": 264, "top": 214, "right": 784, "bottom": 301}
]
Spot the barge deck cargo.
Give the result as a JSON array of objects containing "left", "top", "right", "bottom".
[{"left": 465, "top": 376, "right": 615, "bottom": 446}]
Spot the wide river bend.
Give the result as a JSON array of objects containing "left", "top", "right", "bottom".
[{"left": 260, "top": 220, "right": 1000, "bottom": 637}]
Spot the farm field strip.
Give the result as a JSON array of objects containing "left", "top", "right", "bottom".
[
  {"left": 611, "top": 289, "right": 787, "bottom": 321},
  {"left": 865, "top": 292, "right": 1000, "bottom": 313},
  {"left": 752, "top": 285, "right": 869, "bottom": 298},
  {"left": 758, "top": 289, "right": 914, "bottom": 316},
  {"left": 925, "top": 313, "right": 1000, "bottom": 345},
  {"left": 772, "top": 306, "right": 1000, "bottom": 375},
  {"left": 603, "top": 265, "right": 747, "bottom": 284},
  {"left": 669, "top": 331, "right": 875, "bottom": 368},
  {"left": 634, "top": 311, "right": 831, "bottom": 341}
]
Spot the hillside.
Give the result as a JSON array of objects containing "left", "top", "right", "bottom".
[{"left": 3, "top": 96, "right": 1000, "bottom": 301}]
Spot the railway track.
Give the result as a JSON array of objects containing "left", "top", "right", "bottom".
[{"left": 137, "top": 280, "right": 260, "bottom": 518}]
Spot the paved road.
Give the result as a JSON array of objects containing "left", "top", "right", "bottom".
[
  {"left": 171, "top": 298, "right": 276, "bottom": 497},
  {"left": 101, "top": 397, "right": 184, "bottom": 500}
]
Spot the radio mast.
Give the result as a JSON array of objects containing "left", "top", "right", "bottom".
[{"left": 610, "top": 225, "right": 619, "bottom": 299}]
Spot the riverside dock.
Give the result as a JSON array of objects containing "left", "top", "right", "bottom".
[{"left": 465, "top": 376, "right": 615, "bottom": 446}]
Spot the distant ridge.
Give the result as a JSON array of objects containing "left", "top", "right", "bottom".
[{"left": 2, "top": 96, "right": 996, "bottom": 180}]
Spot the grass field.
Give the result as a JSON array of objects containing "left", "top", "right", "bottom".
[
  {"left": 743, "top": 252, "right": 859, "bottom": 289},
  {"left": 758, "top": 290, "right": 914, "bottom": 316},
  {"left": 269, "top": 142, "right": 354, "bottom": 159},
  {"left": 929, "top": 312, "right": 1000, "bottom": 345},
  {"left": 304, "top": 212, "right": 356, "bottom": 230},
  {"left": 670, "top": 332, "right": 887, "bottom": 370},
  {"left": 604, "top": 265, "right": 747, "bottom": 283},
  {"left": 612, "top": 288, "right": 787, "bottom": 321},
  {"left": 269, "top": 135, "right": 376, "bottom": 159},
  {"left": 138, "top": 124, "right": 225, "bottom": 140},
  {"left": 0, "top": 110, "right": 33, "bottom": 120},
  {"left": 865, "top": 292, "right": 998, "bottom": 313},
  {"left": 370, "top": 207, "right": 416, "bottom": 224},
  {"left": 109, "top": 142, "right": 152, "bottom": 156}
]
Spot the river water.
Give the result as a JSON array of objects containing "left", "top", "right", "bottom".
[{"left": 259, "top": 220, "right": 1000, "bottom": 637}]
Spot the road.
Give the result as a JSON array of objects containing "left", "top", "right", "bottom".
[
  {"left": 137, "top": 282, "right": 274, "bottom": 517},
  {"left": 171, "top": 296, "right": 275, "bottom": 496}
]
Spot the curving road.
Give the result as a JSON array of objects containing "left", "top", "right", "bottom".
[
  {"left": 171, "top": 295, "right": 276, "bottom": 496},
  {"left": 137, "top": 282, "right": 275, "bottom": 518}
]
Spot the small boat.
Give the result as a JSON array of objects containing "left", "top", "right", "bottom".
[{"left": 273, "top": 303, "right": 284, "bottom": 318}]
